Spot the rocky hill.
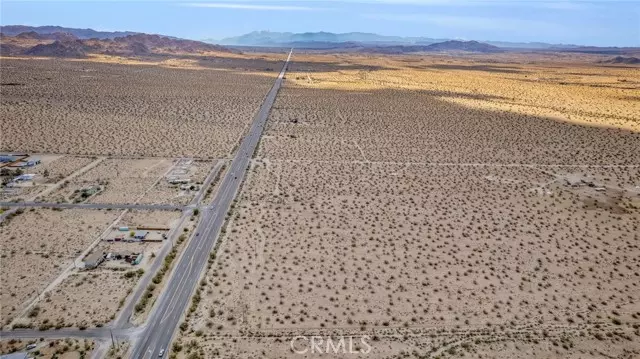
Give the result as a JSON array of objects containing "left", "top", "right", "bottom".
[
  {"left": 112, "top": 34, "right": 230, "bottom": 54},
  {"left": 0, "top": 25, "right": 138, "bottom": 39},
  {"left": 600, "top": 56, "right": 640, "bottom": 64},
  {"left": 15, "top": 31, "right": 78, "bottom": 41},
  {"left": 424, "top": 40, "right": 501, "bottom": 52},
  {"left": 0, "top": 32, "right": 234, "bottom": 58},
  {"left": 24, "top": 40, "right": 89, "bottom": 58}
]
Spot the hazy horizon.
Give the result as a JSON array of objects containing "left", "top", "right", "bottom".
[{"left": 2, "top": 0, "right": 639, "bottom": 47}]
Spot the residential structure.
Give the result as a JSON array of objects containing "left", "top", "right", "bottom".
[
  {"left": 133, "top": 230, "right": 148, "bottom": 240},
  {"left": 0, "top": 352, "right": 29, "bottom": 359},
  {"left": 84, "top": 251, "right": 105, "bottom": 269},
  {"left": 0, "top": 155, "right": 19, "bottom": 163}
]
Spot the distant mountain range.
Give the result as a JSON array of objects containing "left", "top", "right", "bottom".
[
  {"left": 354, "top": 40, "right": 502, "bottom": 54},
  {"left": 0, "top": 30, "right": 232, "bottom": 58},
  {"left": 2, "top": 26, "right": 637, "bottom": 58},
  {"left": 213, "top": 30, "right": 579, "bottom": 50},
  {"left": 214, "top": 31, "right": 447, "bottom": 47},
  {"left": 0, "top": 25, "right": 139, "bottom": 39}
]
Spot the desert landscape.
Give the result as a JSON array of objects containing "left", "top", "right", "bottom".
[
  {"left": 176, "top": 52, "right": 640, "bottom": 358},
  {"left": 1, "top": 22, "right": 639, "bottom": 359},
  {"left": 0, "top": 208, "right": 119, "bottom": 326},
  {"left": 1, "top": 338, "right": 95, "bottom": 358},
  {"left": 0, "top": 55, "right": 280, "bottom": 158}
]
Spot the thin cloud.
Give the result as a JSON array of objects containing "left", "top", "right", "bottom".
[
  {"left": 182, "top": 2, "right": 331, "bottom": 11},
  {"left": 361, "top": 13, "right": 565, "bottom": 33},
  {"left": 307, "top": 0, "right": 594, "bottom": 10}
]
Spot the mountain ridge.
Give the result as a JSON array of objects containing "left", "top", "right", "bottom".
[
  {"left": 213, "top": 30, "right": 578, "bottom": 49},
  {"left": 0, "top": 25, "right": 139, "bottom": 39},
  {"left": 0, "top": 32, "right": 234, "bottom": 58}
]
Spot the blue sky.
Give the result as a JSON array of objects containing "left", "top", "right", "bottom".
[{"left": 1, "top": 0, "right": 639, "bottom": 46}]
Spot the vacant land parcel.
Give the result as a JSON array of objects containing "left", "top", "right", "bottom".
[
  {"left": 261, "top": 56, "right": 639, "bottom": 163},
  {"left": 45, "top": 157, "right": 173, "bottom": 204},
  {"left": 0, "top": 56, "right": 280, "bottom": 157},
  {"left": 180, "top": 55, "right": 640, "bottom": 358},
  {"left": 0, "top": 208, "right": 119, "bottom": 326}
]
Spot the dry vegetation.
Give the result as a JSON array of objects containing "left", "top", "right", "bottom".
[
  {"left": 24, "top": 270, "right": 141, "bottom": 329},
  {"left": 186, "top": 163, "right": 639, "bottom": 330},
  {"left": 0, "top": 154, "right": 95, "bottom": 182},
  {"left": 178, "top": 53, "right": 639, "bottom": 358},
  {"left": 45, "top": 158, "right": 172, "bottom": 204},
  {"left": 31, "top": 155, "right": 97, "bottom": 184},
  {"left": 287, "top": 52, "right": 640, "bottom": 132},
  {"left": 260, "top": 81, "right": 638, "bottom": 164},
  {"left": 119, "top": 209, "right": 181, "bottom": 229},
  {"left": 0, "top": 208, "right": 119, "bottom": 326},
  {"left": 0, "top": 56, "right": 281, "bottom": 157},
  {"left": 138, "top": 159, "right": 214, "bottom": 205},
  {"left": 1, "top": 338, "right": 94, "bottom": 358},
  {"left": 1, "top": 155, "right": 98, "bottom": 202}
]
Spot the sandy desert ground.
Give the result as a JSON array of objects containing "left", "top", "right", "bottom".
[
  {"left": 260, "top": 82, "right": 638, "bottom": 165},
  {"left": 2, "top": 50, "right": 638, "bottom": 357},
  {"left": 1, "top": 338, "right": 94, "bottom": 358},
  {"left": 0, "top": 208, "right": 119, "bottom": 325},
  {"left": 45, "top": 157, "right": 173, "bottom": 204},
  {"left": 30, "top": 155, "right": 97, "bottom": 184},
  {"left": 138, "top": 159, "right": 214, "bottom": 205},
  {"left": 24, "top": 269, "right": 140, "bottom": 328},
  {"left": 192, "top": 162, "right": 639, "bottom": 328},
  {"left": 0, "top": 155, "right": 97, "bottom": 202},
  {"left": 4, "top": 209, "right": 178, "bottom": 328},
  {"left": 287, "top": 52, "right": 639, "bottom": 132},
  {"left": 178, "top": 54, "right": 640, "bottom": 358},
  {"left": 118, "top": 209, "right": 182, "bottom": 229},
  {"left": 0, "top": 56, "right": 281, "bottom": 158}
]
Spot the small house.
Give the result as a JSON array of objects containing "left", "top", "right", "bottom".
[
  {"left": 168, "top": 178, "right": 190, "bottom": 185},
  {"left": 84, "top": 252, "right": 105, "bottom": 269},
  {"left": 132, "top": 253, "right": 143, "bottom": 265},
  {"left": 565, "top": 176, "right": 583, "bottom": 187},
  {"left": 133, "top": 230, "right": 148, "bottom": 240},
  {"left": 0, "top": 352, "right": 29, "bottom": 359},
  {"left": 123, "top": 252, "right": 142, "bottom": 265},
  {"left": 0, "top": 155, "right": 18, "bottom": 163},
  {"left": 13, "top": 174, "right": 36, "bottom": 182},
  {"left": 26, "top": 158, "right": 41, "bottom": 167}
]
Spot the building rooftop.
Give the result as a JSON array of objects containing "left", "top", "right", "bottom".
[
  {"left": 84, "top": 251, "right": 105, "bottom": 264},
  {"left": 0, "top": 352, "right": 29, "bottom": 359}
]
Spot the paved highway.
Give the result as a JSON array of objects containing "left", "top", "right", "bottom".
[
  {"left": 114, "top": 160, "right": 225, "bottom": 328},
  {"left": 131, "top": 49, "right": 293, "bottom": 359}
]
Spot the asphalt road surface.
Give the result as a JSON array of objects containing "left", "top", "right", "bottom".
[
  {"left": 130, "top": 49, "right": 293, "bottom": 359},
  {"left": 113, "top": 160, "right": 226, "bottom": 328}
]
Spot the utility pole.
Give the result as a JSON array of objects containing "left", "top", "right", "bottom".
[{"left": 110, "top": 328, "right": 116, "bottom": 349}]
